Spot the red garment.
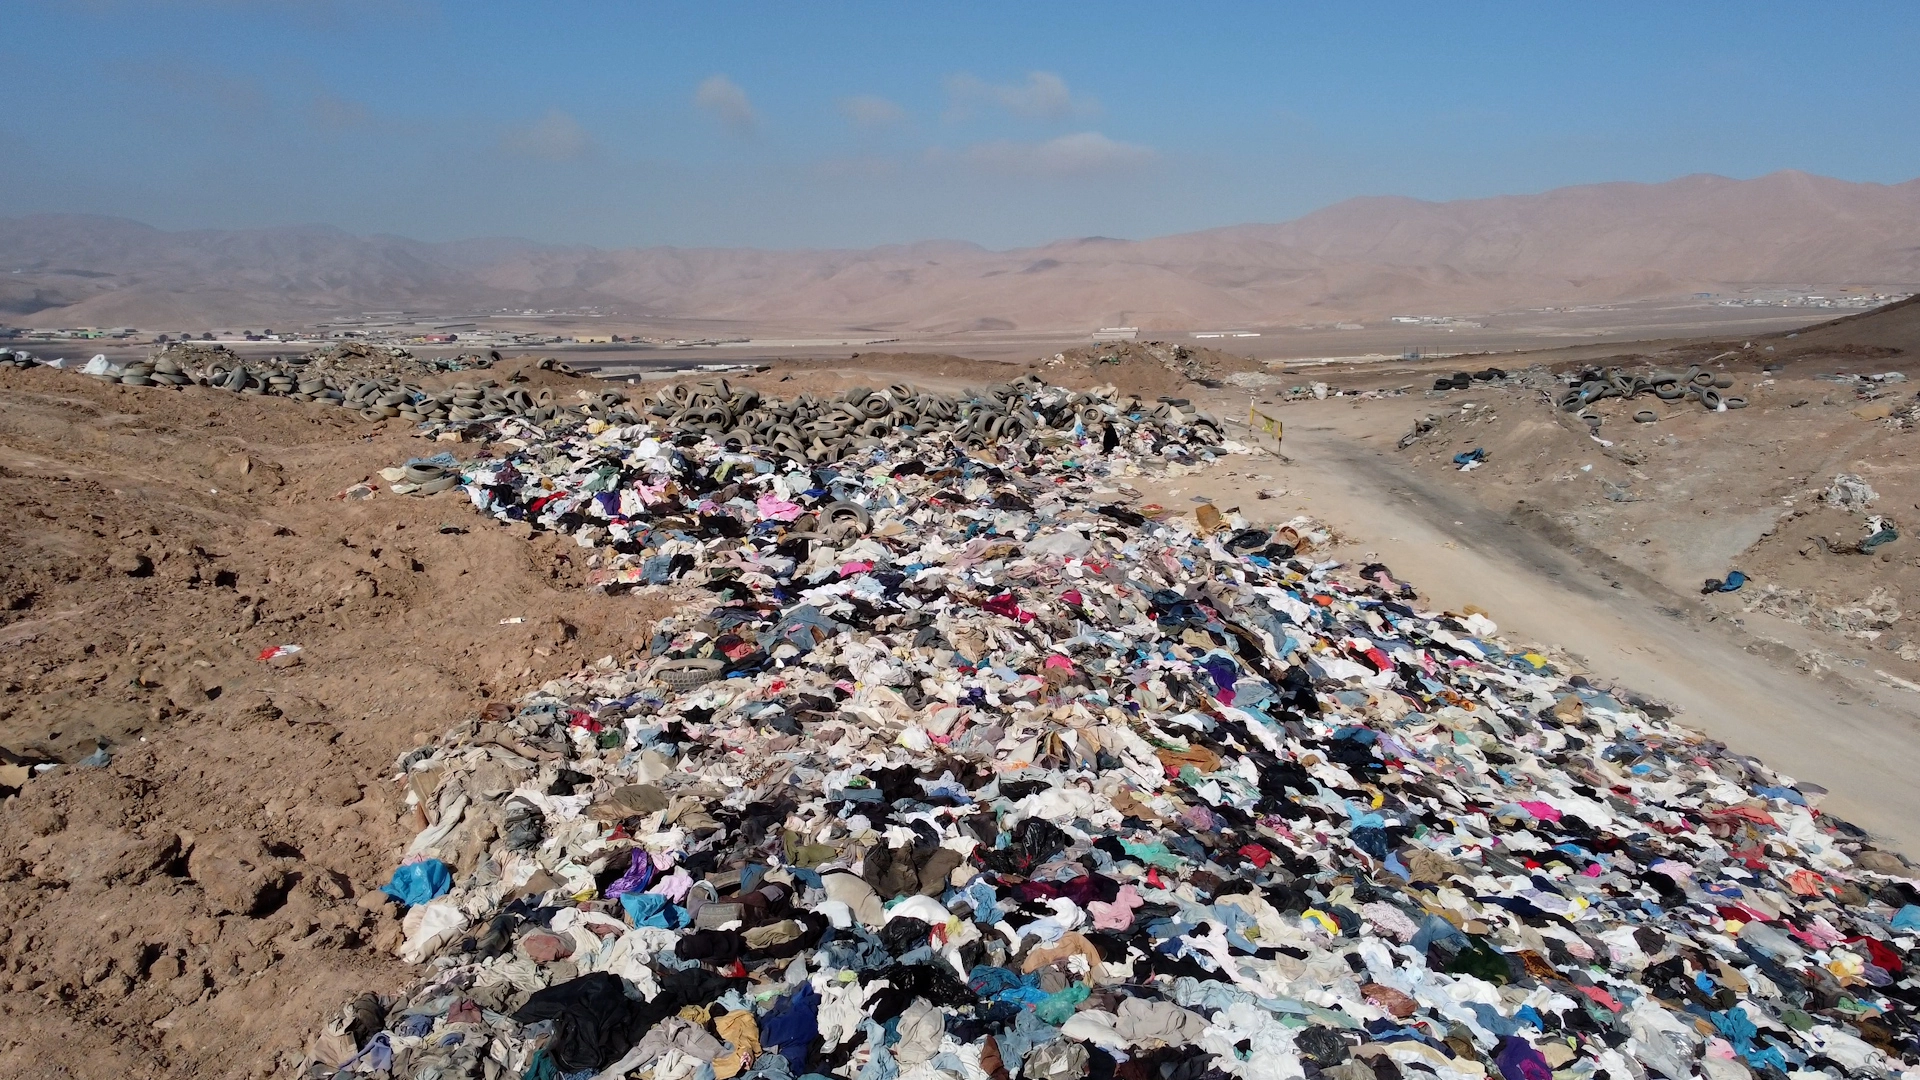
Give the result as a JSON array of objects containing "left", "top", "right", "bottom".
[
  {"left": 1846, "top": 935, "right": 1905, "bottom": 973},
  {"left": 980, "top": 593, "right": 1036, "bottom": 622}
]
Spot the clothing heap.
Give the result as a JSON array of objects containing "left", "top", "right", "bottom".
[
  {"left": 604, "top": 376, "right": 1226, "bottom": 466},
  {"left": 311, "top": 380, "right": 1920, "bottom": 1080}
]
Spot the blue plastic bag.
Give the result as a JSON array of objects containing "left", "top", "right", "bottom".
[{"left": 380, "top": 859, "right": 452, "bottom": 907}]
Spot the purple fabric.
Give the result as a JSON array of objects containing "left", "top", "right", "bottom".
[
  {"left": 1198, "top": 655, "right": 1240, "bottom": 703},
  {"left": 604, "top": 851, "right": 656, "bottom": 899},
  {"left": 1495, "top": 1038, "right": 1553, "bottom": 1080}
]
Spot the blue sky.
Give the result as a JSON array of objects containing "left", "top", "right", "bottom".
[{"left": 4, "top": 1, "right": 1917, "bottom": 249}]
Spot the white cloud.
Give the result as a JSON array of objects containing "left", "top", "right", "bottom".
[
  {"left": 695, "top": 74, "right": 757, "bottom": 135},
  {"left": 953, "top": 132, "right": 1154, "bottom": 176},
  {"left": 943, "top": 71, "right": 1096, "bottom": 122},
  {"left": 838, "top": 94, "right": 907, "bottom": 128},
  {"left": 499, "top": 109, "right": 595, "bottom": 161}
]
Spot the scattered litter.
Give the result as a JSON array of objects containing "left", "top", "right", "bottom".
[
  {"left": 1860, "top": 516, "right": 1900, "bottom": 554},
  {"left": 1397, "top": 415, "right": 1439, "bottom": 449},
  {"left": 1701, "top": 570, "right": 1748, "bottom": 594},
  {"left": 257, "top": 643, "right": 305, "bottom": 667},
  {"left": 1825, "top": 474, "right": 1880, "bottom": 513},
  {"left": 1452, "top": 447, "right": 1486, "bottom": 470}
]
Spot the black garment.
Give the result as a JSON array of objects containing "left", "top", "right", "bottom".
[
  {"left": 633, "top": 968, "right": 748, "bottom": 1030},
  {"left": 511, "top": 972, "right": 637, "bottom": 1073},
  {"left": 676, "top": 928, "right": 747, "bottom": 963}
]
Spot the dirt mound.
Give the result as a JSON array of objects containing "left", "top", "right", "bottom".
[
  {"left": 1042, "top": 340, "right": 1262, "bottom": 398},
  {"left": 0, "top": 367, "right": 667, "bottom": 1078},
  {"left": 1765, "top": 292, "right": 1920, "bottom": 356},
  {"left": 697, "top": 352, "right": 1028, "bottom": 400}
]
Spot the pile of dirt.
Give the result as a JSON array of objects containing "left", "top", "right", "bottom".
[
  {"left": 1763, "top": 292, "right": 1920, "bottom": 356},
  {"left": 1042, "top": 340, "right": 1263, "bottom": 398},
  {"left": 715, "top": 352, "right": 1025, "bottom": 400},
  {"left": 0, "top": 367, "right": 668, "bottom": 1078}
]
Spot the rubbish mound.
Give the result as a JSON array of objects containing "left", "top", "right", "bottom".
[
  {"left": 304, "top": 380, "right": 1920, "bottom": 1080},
  {"left": 607, "top": 376, "right": 1225, "bottom": 465},
  {"left": 0, "top": 343, "right": 586, "bottom": 426},
  {"left": 1555, "top": 364, "right": 1749, "bottom": 421},
  {"left": 372, "top": 377, "right": 1232, "bottom": 501}
]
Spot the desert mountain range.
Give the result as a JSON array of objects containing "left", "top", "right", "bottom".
[{"left": 4, "top": 170, "right": 1918, "bottom": 333}]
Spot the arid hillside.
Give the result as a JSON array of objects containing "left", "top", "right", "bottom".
[{"left": 5, "top": 171, "right": 1916, "bottom": 333}]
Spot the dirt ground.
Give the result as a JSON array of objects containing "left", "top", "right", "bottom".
[
  {"left": 3, "top": 302, "right": 1920, "bottom": 1078},
  {"left": 0, "top": 366, "right": 671, "bottom": 1078}
]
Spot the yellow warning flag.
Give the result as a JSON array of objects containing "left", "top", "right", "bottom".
[{"left": 1247, "top": 407, "right": 1283, "bottom": 441}]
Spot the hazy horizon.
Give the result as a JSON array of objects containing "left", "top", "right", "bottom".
[
  {"left": 6, "top": 2, "right": 1920, "bottom": 250},
  {"left": 11, "top": 167, "right": 1920, "bottom": 257}
]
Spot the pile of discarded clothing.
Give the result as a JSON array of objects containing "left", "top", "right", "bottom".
[{"left": 310, "top": 381, "right": 1920, "bottom": 1080}]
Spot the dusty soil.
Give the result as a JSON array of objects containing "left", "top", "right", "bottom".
[
  {"left": 1040, "top": 340, "right": 1264, "bottom": 399},
  {"left": 0, "top": 366, "right": 669, "bottom": 1078}
]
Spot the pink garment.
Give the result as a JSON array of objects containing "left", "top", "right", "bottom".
[
  {"left": 649, "top": 870, "right": 695, "bottom": 902},
  {"left": 1517, "top": 800, "right": 1563, "bottom": 823},
  {"left": 756, "top": 494, "right": 804, "bottom": 521},
  {"left": 1089, "top": 884, "right": 1143, "bottom": 930}
]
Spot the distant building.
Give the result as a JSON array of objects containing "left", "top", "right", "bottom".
[
  {"left": 1092, "top": 326, "right": 1138, "bottom": 342},
  {"left": 573, "top": 334, "right": 614, "bottom": 344}
]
